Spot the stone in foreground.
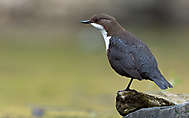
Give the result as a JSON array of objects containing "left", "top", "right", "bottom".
[
  {"left": 116, "top": 90, "right": 175, "bottom": 116},
  {"left": 123, "top": 102, "right": 189, "bottom": 118}
]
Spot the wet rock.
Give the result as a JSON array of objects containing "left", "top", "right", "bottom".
[{"left": 116, "top": 90, "right": 175, "bottom": 116}]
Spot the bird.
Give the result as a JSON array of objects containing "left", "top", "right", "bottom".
[{"left": 80, "top": 13, "right": 173, "bottom": 90}]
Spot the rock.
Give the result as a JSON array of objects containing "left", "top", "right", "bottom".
[
  {"left": 116, "top": 90, "right": 175, "bottom": 116},
  {"left": 148, "top": 91, "right": 189, "bottom": 104},
  {"left": 123, "top": 102, "right": 189, "bottom": 118}
]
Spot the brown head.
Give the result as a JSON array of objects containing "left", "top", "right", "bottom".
[{"left": 81, "top": 13, "right": 124, "bottom": 36}]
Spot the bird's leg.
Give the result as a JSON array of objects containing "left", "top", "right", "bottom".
[{"left": 124, "top": 78, "right": 134, "bottom": 91}]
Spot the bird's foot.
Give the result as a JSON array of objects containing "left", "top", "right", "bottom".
[{"left": 124, "top": 88, "right": 131, "bottom": 91}]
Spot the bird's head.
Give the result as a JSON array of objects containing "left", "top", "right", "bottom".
[{"left": 81, "top": 13, "right": 123, "bottom": 36}]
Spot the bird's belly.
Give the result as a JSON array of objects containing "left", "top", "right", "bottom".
[{"left": 107, "top": 55, "right": 131, "bottom": 77}]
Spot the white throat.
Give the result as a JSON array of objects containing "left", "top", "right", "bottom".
[{"left": 91, "top": 23, "right": 111, "bottom": 51}]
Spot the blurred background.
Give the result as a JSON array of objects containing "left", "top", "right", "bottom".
[{"left": 0, "top": 0, "right": 188, "bottom": 118}]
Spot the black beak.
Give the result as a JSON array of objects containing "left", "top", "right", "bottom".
[{"left": 80, "top": 20, "right": 91, "bottom": 24}]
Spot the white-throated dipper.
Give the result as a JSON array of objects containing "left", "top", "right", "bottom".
[{"left": 80, "top": 13, "right": 173, "bottom": 90}]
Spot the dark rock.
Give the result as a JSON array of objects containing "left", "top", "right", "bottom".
[{"left": 116, "top": 90, "right": 175, "bottom": 116}]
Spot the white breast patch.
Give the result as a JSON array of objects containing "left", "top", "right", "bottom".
[{"left": 91, "top": 23, "right": 111, "bottom": 51}]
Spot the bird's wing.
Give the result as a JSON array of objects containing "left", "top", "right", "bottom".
[
  {"left": 110, "top": 35, "right": 157, "bottom": 79},
  {"left": 130, "top": 40, "right": 158, "bottom": 75},
  {"left": 130, "top": 40, "right": 173, "bottom": 89},
  {"left": 117, "top": 33, "right": 159, "bottom": 79}
]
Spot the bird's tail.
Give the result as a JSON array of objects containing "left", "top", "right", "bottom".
[{"left": 151, "top": 73, "right": 173, "bottom": 90}]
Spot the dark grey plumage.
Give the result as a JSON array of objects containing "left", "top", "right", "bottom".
[{"left": 107, "top": 33, "right": 172, "bottom": 89}]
